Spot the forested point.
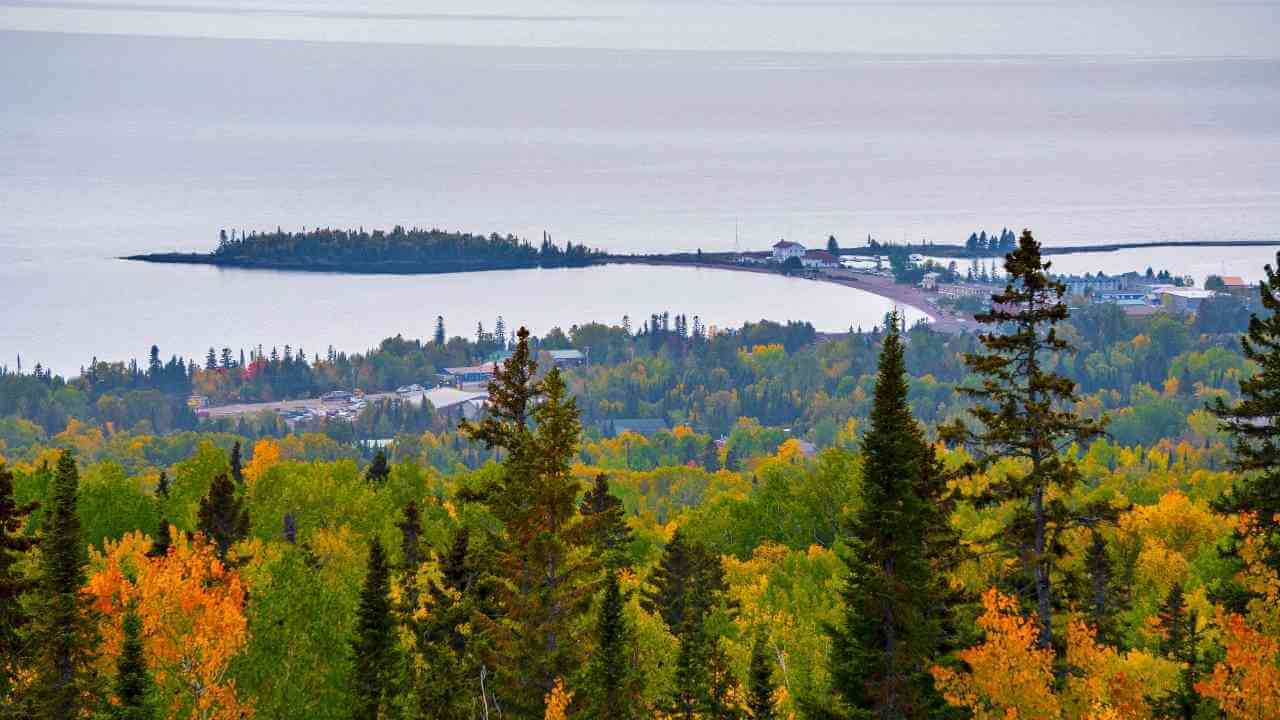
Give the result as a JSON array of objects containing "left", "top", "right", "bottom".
[
  {"left": 4, "top": 233, "right": 1280, "bottom": 719},
  {"left": 124, "top": 226, "right": 605, "bottom": 273}
]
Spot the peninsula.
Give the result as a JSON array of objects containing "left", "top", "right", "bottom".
[{"left": 124, "top": 226, "right": 604, "bottom": 274}]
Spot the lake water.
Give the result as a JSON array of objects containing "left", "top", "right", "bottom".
[{"left": 2, "top": 2, "right": 1279, "bottom": 374}]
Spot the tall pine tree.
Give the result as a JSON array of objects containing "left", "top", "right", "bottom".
[
  {"left": 580, "top": 570, "right": 638, "bottom": 719},
  {"left": 459, "top": 327, "right": 596, "bottom": 717},
  {"left": 579, "top": 473, "right": 632, "bottom": 565},
  {"left": 941, "top": 229, "right": 1105, "bottom": 649},
  {"left": 747, "top": 631, "right": 778, "bottom": 720},
  {"left": 28, "top": 452, "right": 102, "bottom": 719},
  {"left": 1210, "top": 252, "right": 1280, "bottom": 601},
  {"left": 195, "top": 473, "right": 249, "bottom": 561},
  {"left": 0, "top": 461, "right": 38, "bottom": 702},
  {"left": 351, "top": 539, "right": 399, "bottom": 720},
  {"left": 229, "top": 441, "right": 244, "bottom": 486},
  {"left": 111, "top": 608, "right": 155, "bottom": 720},
  {"left": 816, "top": 315, "right": 947, "bottom": 720}
]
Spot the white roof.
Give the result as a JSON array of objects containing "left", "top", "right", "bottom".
[
  {"left": 404, "top": 387, "right": 488, "bottom": 410},
  {"left": 1161, "top": 288, "right": 1217, "bottom": 299}
]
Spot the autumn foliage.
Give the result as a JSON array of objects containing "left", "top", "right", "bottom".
[{"left": 87, "top": 529, "right": 252, "bottom": 720}]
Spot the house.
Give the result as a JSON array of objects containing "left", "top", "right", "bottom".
[
  {"left": 920, "top": 272, "right": 942, "bottom": 291},
  {"left": 800, "top": 250, "right": 839, "bottom": 269},
  {"left": 603, "top": 418, "right": 670, "bottom": 437},
  {"left": 1059, "top": 274, "right": 1129, "bottom": 298},
  {"left": 439, "top": 362, "right": 496, "bottom": 388},
  {"left": 772, "top": 240, "right": 806, "bottom": 263},
  {"left": 1221, "top": 276, "right": 1255, "bottom": 301},
  {"left": 1160, "top": 288, "right": 1218, "bottom": 314},
  {"left": 320, "top": 390, "right": 353, "bottom": 403}
]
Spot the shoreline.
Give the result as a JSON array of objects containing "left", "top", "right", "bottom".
[{"left": 601, "top": 257, "right": 971, "bottom": 334}]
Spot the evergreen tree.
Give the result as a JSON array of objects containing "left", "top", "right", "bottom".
[
  {"left": 396, "top": 501, "right": 424, "bottom": 614},
  {"left": 459, "top": 327, "right": 596, "bottom": 717},
  {"left": 154, "top": 471, "right": 169, "bottom": 500},
  {"left": 641, "top": 529, "right": 728, "bottom": 634},
  {"left": 111, "top": 608, "right": 155, "bottom": 720},
  {"left": 28, "top": 452, "right": 102, "bottom": 719},
  {"left": 702, "top": 441, "right": 720, "bottom": 471},
  {"left": 1210, "top": 252, "right": 1280, "bottom": 596},
  {"left": 817, "top": 316, "right": 946, "bottom": 720},
  {"left": 146, "top": 517, "right": 172, "bottom": 559},
  {"left": 1081, "top": 528, "right": 1125, "bottom": 645},
  {"left": 940, "top": 229, "right": 1105, "bottom": 649},
  {"left": 580, "top": 570, "right": 637, "bottom": 720},
  {"left": 663, "top": 569, "right": 739, "bottom": 720},
  {"left": 579, "top": 473, "right": 632, "bottom": 564},
  {"left": 1150, "top": 584, "right": 1204, "bottom": 720},
  {"left": 747, "top": 632, "right": 777, "bottom": 720},
  {"left": 229, "top": 441, "right": 244, "bottom": 486},
  {"left": 434, "top": 316, "right": 446, "bottom": 346},
  {"left": 366, "top": 450, "right": 391, "bottom": 484},
  {"left": 195, "top": 473, "right": 249, "bottom": 561},
  {"left": 827, "top": 235, "right": 840, "bottom": 255},
  {"left": 351, "top": 539, "right": 399, "bottom": 720},
  {"left": 0, "top": 462, "right": 38, "bottom": 701},
  {"left": 414, "top": 527, "right": 492, "bottom": 720}
]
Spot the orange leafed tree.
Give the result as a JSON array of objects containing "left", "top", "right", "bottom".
[
  {"left": 931, "top": 588, "right": 1060, "bottom": 719},
  {"left": 87, "top": 529, "right": 252, "bottom": 720},
  {"left": 1198, "top": 610, "right": 1280, "bottom": 719}
]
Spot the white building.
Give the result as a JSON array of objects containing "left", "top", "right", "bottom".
[
  {"left": 772, "top": 240, "right": 806, "bottom": 262},
  {"left": 800, "top": 250, "right": 839, "bottom": 268}
]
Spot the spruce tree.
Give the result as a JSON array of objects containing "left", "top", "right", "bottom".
[
  {"left": 641, "top": 529, "right": 728, "bottom": 634},
  {"left": 229, "top": 441, "right": 244, "bottom": 486},
  {"left": 747, "top": 632, "right": 777, "bottom": 720},
  {"left": 940, "top": 229, "right": 1105, "bottom": 649},
  {"left": 396, "top": 501, "right": 424, "bottom": 614},
  {"left": 351, "top": 539, "right": 398, "bottom": 720},
  {"left": 581, "top": 570, "right": 637, "bottom": 720},
  {"left": 1210, "top": 252, "right": 1280, "bottom": 594},
  {"left": 1150, "top": 584, "right": 1204, "bottom": 720},
  {"left": 154, "top": 471, "right": 169, "bottom": 500},
  {"left": 145, "top": 517, "right": 172, "bottom": 559},
  {"left": 459, "top": 327, "right": 596, "bottom": 716},
  {"left": 366, "top": 450, "right": 391, "bottom": 484},
  {"left": 0, "top": 462, "right": 38, "bottom": 701},
  {"left": 112, "top": 608, "right": 155, "bottom": 720},
  {"left": 579, "top": 473, "right": 632, "bottom": 564},
  {"left": 28, "top": 451, "right": 102, "bottom": 719},
  {"left": 433, "top": 316, "right": 446, "bottom": 346},
  {"left": 816, "top": 316, "right": 946, "bottom": 720},
  {"left": 414, "top": 527, "right": 492, "bottom": 720},
  {"left": 195, "top": 473, "right": 249, "bottom": 561}
]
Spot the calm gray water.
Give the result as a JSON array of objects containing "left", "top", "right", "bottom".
[{"left": 3, "top": 2, "right": 1279, "bottom": 374}]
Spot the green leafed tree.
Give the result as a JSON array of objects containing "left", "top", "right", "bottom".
[{"left": 940, "top": 229, "right": 1106, "bottom": 650}]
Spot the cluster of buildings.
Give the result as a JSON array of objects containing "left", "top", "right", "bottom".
[
  {"left": 735, "top": 240, "right": 840, "bottom": 269},
  {"left": 922, "top": 269, "right": 1256, "bottom": 318}
]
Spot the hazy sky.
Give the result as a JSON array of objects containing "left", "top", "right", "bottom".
[{"left": 2, "top": 0, "right": 1278, "bottom": 57}]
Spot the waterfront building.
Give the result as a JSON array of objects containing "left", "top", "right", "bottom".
[{"left": 772, "top": 240, "right": 806, "bottom": 262}]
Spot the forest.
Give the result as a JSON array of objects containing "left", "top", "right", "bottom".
[
  {"left": 125, "top": 226, "right": 604, "bottom": 274},
  {"left": 2, "top": 232, "right": 1280, "bottom": 719}
]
